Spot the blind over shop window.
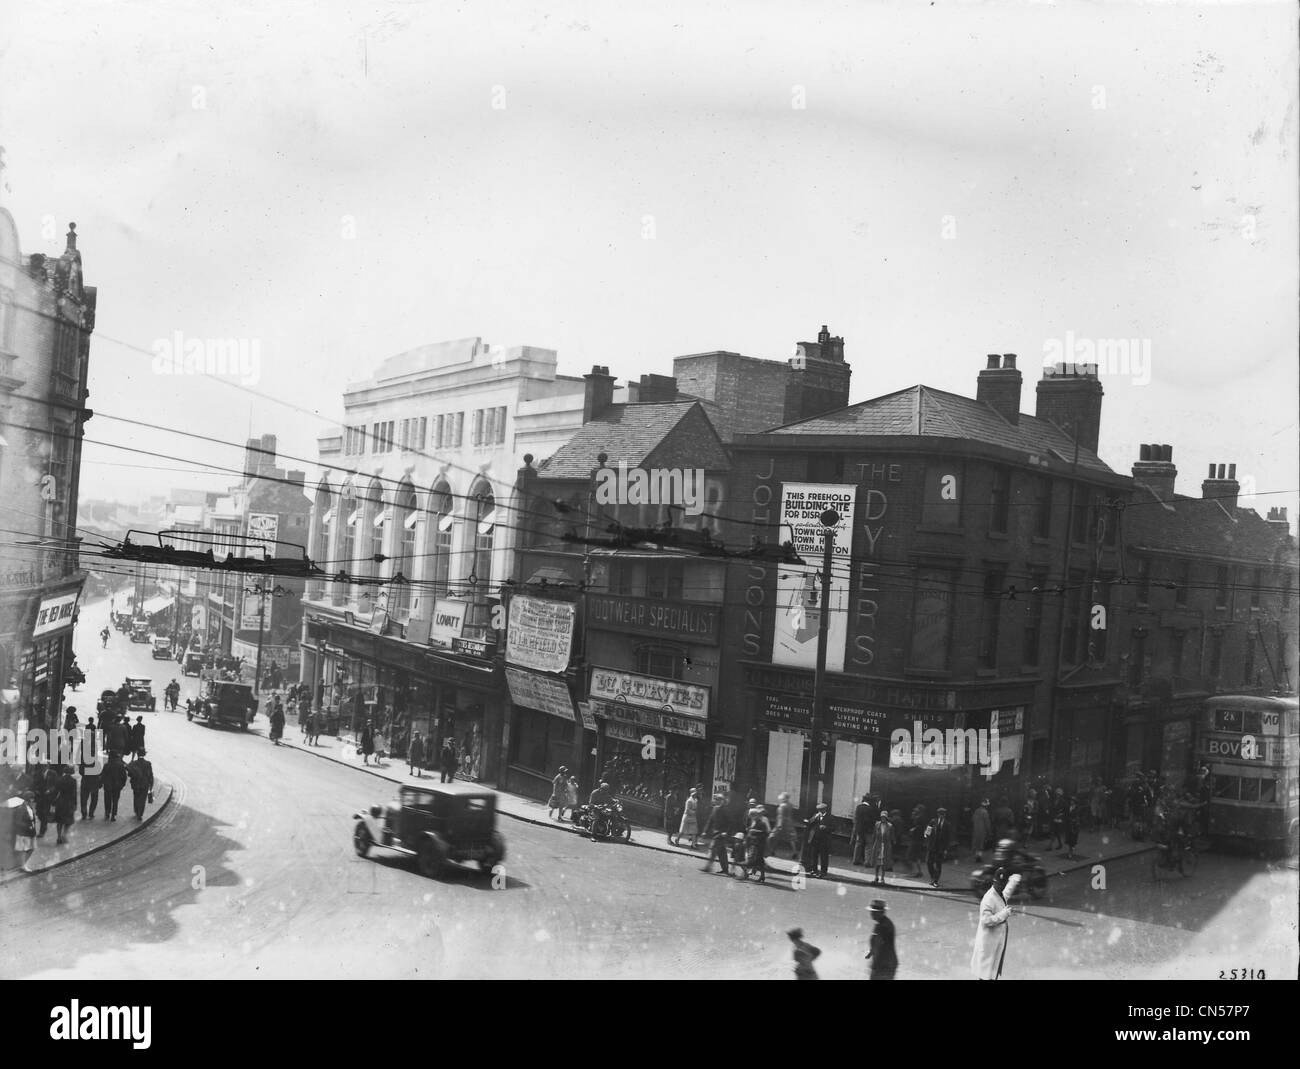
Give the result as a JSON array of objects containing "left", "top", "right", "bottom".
[
  {"left": 766, "top": 730, "right": 804, "bottom": 809},
  {"left": 909, "top": 568, "right": 956, "bottom": 671}
]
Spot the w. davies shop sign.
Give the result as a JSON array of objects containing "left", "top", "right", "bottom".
[{"left": 588, "top": 666, "right": 709, "bottom": 720}]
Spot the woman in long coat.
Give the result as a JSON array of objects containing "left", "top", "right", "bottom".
[
  {"left": 269, "top": 703, "right": 285, "bottom": 746},
  {"left": 548, "top": 766, "right": 569, "bottom": 821},
  {"left": 870, "top": 811, "right": 893, "bottom": 885},
  {"left": 13, "top": 791, "right": 37, "bottom": 870},
  {"left": 677, "top": 786, "right": 701, "bottom": 848},
  {"left": 361, "top": 721, "right": 375, "bottom": 765},
  {"left": 971, "top": 871, "right": 1017, "bottom": 979},
  {"left": 53, "top": 767, "right": 78, "bottom": 844}
]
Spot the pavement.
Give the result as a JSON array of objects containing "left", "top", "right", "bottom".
[
  {"left": 254, "top": 714, "right": 1158, "bottom": 895},
  {"left": 0, "top": 772, "right": 175, "bottom": 884}
]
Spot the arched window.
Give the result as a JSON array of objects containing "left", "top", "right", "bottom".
[
  {"left": 425, "top": 479, "right": 453, "bottom": 602},
  {"left": 310, "top": 480, "right": 333, "bottom": 600},
  {"left": 366, "top": 479, "right": 388, "bottom": 580},
  {"left": 468, "top": 478, "right": 496, "bottom": 630},
  {"left": 335, "top": 483, "right": 358, "bottom": 606},
  {"left": 391, "top": 482, "right": 417, "bottom": 618}
]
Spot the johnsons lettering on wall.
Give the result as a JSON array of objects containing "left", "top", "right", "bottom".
[{"left": 593, "top": 461, "right": 705, "bottom": 516}]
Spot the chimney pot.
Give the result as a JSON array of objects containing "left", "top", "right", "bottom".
[
  {"left": 1002, "top": 353, "right": 1017, "bottom": 369},
  {"left": 986, "top": 354, "right": 1000, "bottom": 369},
  {"left": 1139, "top": 444, "right": 1152, "bottom": 461},
  {"left": 1228, "top": 463, "right": 1237, "bottom": 479}
]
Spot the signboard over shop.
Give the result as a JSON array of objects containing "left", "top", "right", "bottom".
[
  {"left": 586, "top": 593, "right": 720, "bottom": 644},
  {"left": 761, "top": 693, "right": 887, "bottom": 737},
  {"left": 505, "top": 666, "right": 575, "bottom": 720},
  {"left": 429, "top": 599, "right": 468, "bottom": 647},
  {"left": 32, "top": 588, "right": 81, "bottom": 639},
  {"left": 588, "top": 666, "right": 709, "bottom": 719},
  {"left": 505, "top": 596, "right": 575, "bottom": 673},
  {"left": 591, "top": 697, "right": 708, "bottom": 739}
]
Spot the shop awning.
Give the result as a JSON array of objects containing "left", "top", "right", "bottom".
[{"left": 141, "top": 595, "right": 173, "bottom": 617}]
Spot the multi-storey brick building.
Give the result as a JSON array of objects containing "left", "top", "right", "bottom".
[
  {"left": 723, "top": 355, "right": 1131, "bottom": 824},
  {"left": 0, "top": 212, "right": 95, "bottom": 732},
  {"left": 1106, "top": 447, "right": 1299, "bottom": 778}
]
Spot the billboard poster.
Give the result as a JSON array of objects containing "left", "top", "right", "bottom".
[
  {"left": 505, "top": 595, "right": 575, "bottom": 673},
  {"left": 771, "top": 483, "right": 857, "bottom": 673},
  {"left": 240, "top": 588, "right": 271, "bottom": 632},
  {"left": 246, "top": 512, "right": 279, "bottom": 556},
  {"left": 429, "top": 599, "right": 467, "bottom": 647}
]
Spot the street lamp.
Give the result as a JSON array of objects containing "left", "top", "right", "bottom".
[{"left": 808, "top": 507, "right": 839, "bottom": 808}]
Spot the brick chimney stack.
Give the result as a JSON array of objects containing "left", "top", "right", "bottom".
[
  {"left": 1202, "top": 462, "right": 1239, "bottom": 512},
  {"left": 1035, "top": 363, "right": 1104, "bottom": 452},
  {"left": 1132, "top": 443, "right": 1177, "bottom": 500},
  {"left": 976, "top": 353, "right": 1022, "bottom": 425},
  {"left": 1265, "top": 506, "right": 1290, "bottom": 531},
  {"left": 636, "top": 373, "right": 678, "bottom": 404},
  {"left": 582, "top": 366, "right": 615, "bottom": 424}
]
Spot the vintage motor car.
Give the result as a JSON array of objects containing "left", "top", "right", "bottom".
[
  {"left": 129, "top": 620, "right": 150, "bottom": 643},
  {"left": 151, "top": 636, "right": 173, "bottom": 660},
  {"left": 353, "top": 783, "right": 506, "bottom": 880},
  {"left": 96, "top": 688, "right": 122, "bottom": 719},
  {"left": 188, "top": 677, "right": 257, "bottom": 730},
  {"left": 124, "top": 677, "right": 157, "bottom": 712},
  {"left": 181, "top": 650, "right": 206, "bottom": 677}
]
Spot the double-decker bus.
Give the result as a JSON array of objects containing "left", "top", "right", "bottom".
[{"left": 1197, "top": 694, "right": 1299, "bottom": 857}]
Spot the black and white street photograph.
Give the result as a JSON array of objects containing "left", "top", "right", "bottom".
[{"left": 0, "top": 0, "right": 1297, "bottom": 1002}]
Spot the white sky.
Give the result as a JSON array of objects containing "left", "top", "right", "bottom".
[{"left": 1, "top": 0, "right": 1296, "bottom": 524}]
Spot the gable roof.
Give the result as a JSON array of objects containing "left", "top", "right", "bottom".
[
  {"left": 1124, "top": 490, "right": 1296, "bottom": 564},
  {"left": 539, "top": 401, "right": 729, "bottom": 479},
  {"left": 762, "top": 385, "right": 1114, "bottom": 475}
]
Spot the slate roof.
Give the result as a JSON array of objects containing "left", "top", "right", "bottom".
[
  {"left": 539, "top": 401, "right": 729, "bottom": 479},
  {"left": 762, "top": 385, "right": 1115, "bottom": 475},
  {"left": 1124, "top": 486, "right": 1296, "bottom": 563}
]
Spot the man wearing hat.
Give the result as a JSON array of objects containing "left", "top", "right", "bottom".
[
  {"left": 925, "top": 807, "right": 952, "bottom": 887},
  {"left": 865, "top": 900, "right": 897, "bottom": 980},
  {"left": 804, "top": 802, "right": 832, "bottom": 878},
  {"left": 127, "top": 749, "right": 154, "bottom": 821}
]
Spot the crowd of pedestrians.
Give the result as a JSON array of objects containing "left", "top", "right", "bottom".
[{"left": 4, "top": 706, "right": 157, "bottom": 874}]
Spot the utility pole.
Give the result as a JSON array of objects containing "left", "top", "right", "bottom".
[
  {"left": 252, "top": 583, "right": 268, "bottom": 698},
  {"left": 808, "top": 508, "right": 839, "bottom": 807}
]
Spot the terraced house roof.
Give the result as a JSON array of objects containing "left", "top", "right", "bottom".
[{"left": 763, "top": 384, "right": 1116, "bottom": 476}]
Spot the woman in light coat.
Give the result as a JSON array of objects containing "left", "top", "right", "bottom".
[
  {"left": 971, "top": 870, "right": 1018, "bottom": 979},
  {"left": 678, "top": 786, "right": 701, "bottom": 848}
]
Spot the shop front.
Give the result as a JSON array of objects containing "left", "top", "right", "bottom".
[
  {"left": 587, "top": 665, "right": 710, "bottom": 827},
  {"left": 302, "top": 613, "right": 504, "bottom": 782},
  {"left": 743, "top": 663, "right": 1034, "bottom": 825},
  {"left": 502, "top": 665, "right": 581, "bottom": 801}
]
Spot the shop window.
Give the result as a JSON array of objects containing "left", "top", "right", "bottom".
[
  {"left": 510, "top": 711, "right": 572, "bottom": 773},
  {"left": 600, "top": 735, "right": 685, "bottom": 805}
]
